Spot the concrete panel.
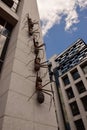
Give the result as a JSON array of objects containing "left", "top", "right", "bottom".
[
  {"left": 0, "top": 118, "right": 3, "bottom": 130},
  {"left": 16, "top": 38, "right": 30, "bottom": 54},
  {"left": 2, "top": 116, "right": 33, "bottom": 130},
  {"left": 2, "top": 49, "right": 15, "bottom": 70},
  {"left": 33, "top": 99, "right": 57, "bottom": 127},
  {"left": 0, "top": 74, "right": 11, "bottom": 96},
  {"left": 9, "top": 72, "right": 35, "bottom": 97},
  {"left": 0, "top": 92, "right": 8, "bottom": 117},
  {"left": 13, "top": 58, "right": 31, "bottom": 77},
  {"left": 1, "top": 60, "right": 13, "bottom": 80},
  {"left": 5, "top": 41, "right": 16, "bottom": 59},
  {"left": 5, "top": 90, "right": 34, "bottom": 121},
  {"left": 15, "top": 47, "right": 28, "bottom": 64},
  {"left": 34, "top": 123, "right": 58, "bottom": 130}
]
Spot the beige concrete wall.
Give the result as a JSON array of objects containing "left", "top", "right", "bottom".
[{"left": 0, "top": 0, "right": 58, "bottom": 130}]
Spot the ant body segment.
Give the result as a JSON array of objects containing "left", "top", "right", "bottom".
[
  {"left": 34, "top": 57, "right": 48, "bottom": 72},
  {"left": 33, "top": 38, "right": 45, "bottom": 56},
  {"left": 28, "top": 75, "right": 54, "bottom": 104}
]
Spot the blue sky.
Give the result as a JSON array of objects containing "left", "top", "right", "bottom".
[{"left": 37, "top": 0, "right": 87, "bottom": 59}]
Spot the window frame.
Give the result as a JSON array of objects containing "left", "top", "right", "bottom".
[
  {"left": 62, "top": 75, "right": 70, "bottom": 86},
  {"left": 69, "top": 101, "right": 80, "bottom": 116},
  {"left": 71, "top": 69, "right": 80, "bottom": 80},
  {"left": 75, "top": 81, "right": 86, "bottom": 94}
]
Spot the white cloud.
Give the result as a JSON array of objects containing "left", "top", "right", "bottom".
[{"left": 37, "top": 0, "right": 87, "bottom": 36}]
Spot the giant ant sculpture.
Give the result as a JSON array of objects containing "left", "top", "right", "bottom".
[
  {"left": 27, "top": 15, "right": 39, "bottom": 37},
  {"left": 27, "top": 62, "right": 55, "bottom": 105},
  {"left": 23, "top": 13, "right": 40, "bottom": 39},
  {"left": 22, "top": 14, "right": 45, "bottom": 59},
  {"left": 33, "top": 38, "right": 45, "bottom": 56},
  {"left": 28, "top": 73, "right": 55, "bottom": 104},
  {"left": 23, "top": 14, "right": 55, "bottom": 109},
  {"left": 26, "top": 57, "right": 49, "bottom": 78},
  {"left": 27, "top": 38, "right": 45, "bottom": 60},
  {"left": 34, "top": 57, "right": 49, "bottom": 71},
  {"left": 26, "top": 57, "right": 49, "bottom": 76}
]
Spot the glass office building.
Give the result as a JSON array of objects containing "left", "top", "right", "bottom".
[{"left": 50, "top": 39, "right": 87, "bottom": 130}]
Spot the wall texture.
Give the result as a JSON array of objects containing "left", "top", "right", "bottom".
[{"left": 0, "top": 0, "right": 58, "bottom": 130}]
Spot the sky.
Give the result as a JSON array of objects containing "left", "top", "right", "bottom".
[{"left": 37, "top": 0, "right": 87, "bottom": 59}]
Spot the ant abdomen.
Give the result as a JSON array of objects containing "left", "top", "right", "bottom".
[{"left": 37, "top": 91, "right": 45, "bottom": 104}]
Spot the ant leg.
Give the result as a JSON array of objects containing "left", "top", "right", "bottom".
[
  {"left": 28, "top": 90, "right": 37, "bottom": 101},
  {"left": 41, "top": 49, "right": 44, "bottom": 59},
  {"left": 26, "top": 59, "right": 34, "bottom": 66},
  {"left": 40, "top": 60, "right": 49, "bottom": 65},
  {"left": 42, "top": 90, "right": 53, "bottom": 110},
  {"left": 42, "top": 90, "right": 53, "bottom": 111},
  {"left": 42, "top": 89, "right": 54, "bottom": 93},
  {"left": 41, "top": 69, "right": 48, "bottom": 79},
  {"left": 33, "top": 20, "right": 39, "bottom": 25},
  {"left": 40, "top": 65, "right": 48, "bottom": 68},
  {"left": 42, "top": 91, "right": 53, "bottom": 97},
  {"left": 25, "top": 74, "right": 36, "bottom": 79}
]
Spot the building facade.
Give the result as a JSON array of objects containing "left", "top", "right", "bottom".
[
  {"left": 50, "top": 39, "right": 87, "bottom": 130},
  {"left": 0, "top": 0, "right": 58, "bottom": 130}
]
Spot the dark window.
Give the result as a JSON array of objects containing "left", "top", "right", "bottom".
[
  {"left": 70, "top": 101, "right": 80, "bottom": 116},
  {"left": 81, "top": 96, "right": 87, "bottom": 111},
  {"left": 81, "top": 62, "right": 87, "bottom": 74},
  {"left": 66, "top": 87, "right": 74, "bottom": 99},
  {"left": 75, "top": 81, "right": 86, "bottom": 94},
  {"left": 1, "top": 0, "right": 14, "bottom": 8},
  {"left": 0, "top": 17, "right": 12, "bottom": 73},
  {"left": 71, "top": 69, "right": 80, "bottom": 80},
  {"left": 74, "top": 119, "right": 85, "bottom": 130},
  {"left": 62, "top": 75, "right": 70, "bottom": 86}
]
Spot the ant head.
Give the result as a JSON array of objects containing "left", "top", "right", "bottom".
[
  {"left": 33, "top": 38, "right": 39, "bottom": 47},
  {"left": 27, "top": 16, "right": 32, "bottom": 23},
  {"left": 35, "top": 57, "right": 41, "bottom": 63},
  {"left": 27, "top": 17, "right": 34, "bottom": 29}
]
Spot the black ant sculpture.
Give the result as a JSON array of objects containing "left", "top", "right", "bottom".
[
  {"left": 28, "top": 74, "right": 54, "bottom": 104},
  {"left": 26, "top": 14, "right": 40, "bottom": 38},
  {"left": 34, "top": 57, "right": 49, "bottom": 72},
  {"left": 27, "top": 38, "right": 45, "bottom": 59},
  {"left": 26, "top": 58, "right": 52, "bottom": 79},
  {"left": 33, "top": 38, "right": 45, "bottom": 56},
  {"left": 26, "top": 57, "right": 49, "bottom": 79},
  {"left": 22, "top": 14, "right": 40, "bottom": 40},
  {"left": 48, "top": 62, "right": 54, "bottom": 81}
]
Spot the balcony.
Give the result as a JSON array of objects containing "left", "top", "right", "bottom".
[{"left": 0, "top": 0, "right": 19, "bottom": 26}]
